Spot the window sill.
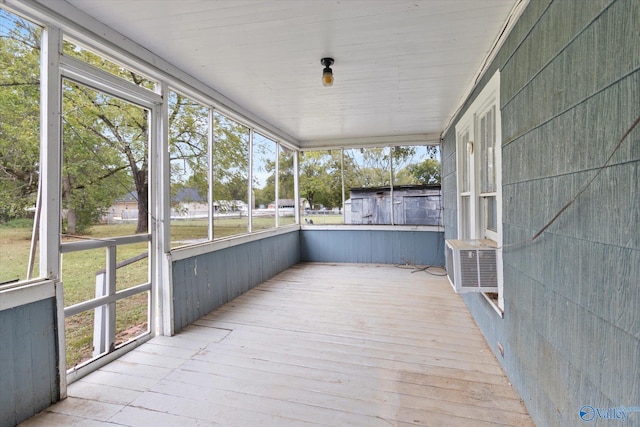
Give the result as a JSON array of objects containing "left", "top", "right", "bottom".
[
  {"left": 169, "top": 225, "right": 299, "bottom": 261},
  {"left": 481, "top": 292, "right": 504, "bottom": 318},
  {"left": 0, "top": 279, "right": 56, "bottom": 311},
  {"left": 301, "top": 224, "right": 443, "bottom": 232}
]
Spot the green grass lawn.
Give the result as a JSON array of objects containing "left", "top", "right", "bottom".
[
  {"left": 59, "top": 224, "right": 151, "bottom": 368},
  {"left": 1, "top": 214, "right": 342, "bottom": 368},
  {"left": 302, "top": 213, "right": 344, "bottom": 225},
  {"left": 0, "top": 225, "right": 38, "bottom": 285}
]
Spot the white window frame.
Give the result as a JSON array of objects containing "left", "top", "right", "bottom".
[{"left": 455, "top": 71, "right": 503, "bottom": 311}]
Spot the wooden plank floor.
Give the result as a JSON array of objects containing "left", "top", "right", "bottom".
[{"left": 21, "top": 263, "right": 534, "bottom": 427}]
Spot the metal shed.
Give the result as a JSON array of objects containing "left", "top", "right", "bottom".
[{"left": 345, "top": 185, "right": 442, "bottom": 226}]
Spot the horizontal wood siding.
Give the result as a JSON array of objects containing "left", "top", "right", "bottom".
[
  {"left": 300, "top": 229, "right": 445, "bottom": 267},
  {"left": 0, "top": 298, "right": 58, "bottom": 427},
  {"left": 442, "top": 0, "right": 640, "bottom": 425},
  {"left": 171, "top": 231, "right": 300, "bottom": 332}
]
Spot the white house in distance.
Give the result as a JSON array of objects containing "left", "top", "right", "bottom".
[{"left": 170, "top": 188, "right": 207, "bottom": 220}]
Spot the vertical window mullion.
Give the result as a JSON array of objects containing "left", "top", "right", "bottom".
[
  {"left": 275, "top": 143, "right": 280, "bottom": 228},
  {"left": 247, "top": 128, "right": 253, "bottom": 233},
  {"left": 208, "top": 108, "right": 215, "bottom": 240}
]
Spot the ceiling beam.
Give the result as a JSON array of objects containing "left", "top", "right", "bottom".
[{"left": 298, "top": 133, "right": 441, "bottom": 151}]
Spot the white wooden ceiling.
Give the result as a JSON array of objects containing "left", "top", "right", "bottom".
[{"left": 60, "top": 0, "right": 519, "bottom": 148}]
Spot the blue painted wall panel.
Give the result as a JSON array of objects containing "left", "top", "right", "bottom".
[
  {"left": 0, "top": 298, "right": 58, "bottom": 427},
  {"left": 300, "top": 229, "right": 445, "bottom": 267},
  {"left": 172, "top": 229, "right": 443, "bottom": 333},
  {"left": 442, "top": 0, "right": 639, "bottom": 425},
  {"left": 172, "top": 231, "right": 301, "bottom": 332}
]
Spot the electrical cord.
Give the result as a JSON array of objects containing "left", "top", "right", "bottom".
[
  {"left": 395, "top": 259, "right": 448, "bottom": 276},
  {"left": 498, "top": 112, "right": 640, "bottom": 250},
  {"left": 530, "top": 113, "right": 640, "bottom": 241}
]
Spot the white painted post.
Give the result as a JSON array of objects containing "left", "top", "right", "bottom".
[
  {"left": 93, "top": 244, "right": 116, "bottom": 356},
  {"left": 40, "top": 23, "right": 65, "bottom": 397},
  {"left": 294, "top": 151, "right": 300, "bottom": 224},
  {"left": 158, "top": 82, "right": 173, "bottom": 337},
  {"left": 208, "top": 108, "right": 215, "bottom": 241},
  {"left": 105, "top": 246, "right": 117, "bottom": 352},
  {"left": 275, "top": 144, "right": 280, "bottom": 227},
  {"left": 248, "top": 128, "right": 254, "bottom": 233},
  {"left": 92, "top": 271, "right": 107, "bottom": 357}
]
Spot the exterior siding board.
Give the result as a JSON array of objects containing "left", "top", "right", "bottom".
[
  {"left": 441, "top": 132, "right": 458, "bottom": 242},
  {"left": 171, "top": 231, "right": 301, "bottom": 332},
  {"left": 442, "top": 0, "right": 639, "bottom": 425},
  {"left": 0, "top": 298, "right": 58, "bottom": 427},
  {"left": 0, "top": 304, "right": 17, "bottom": 427},
  {"left": 300, "top": 230, "right": 445, "bottom": 267}
]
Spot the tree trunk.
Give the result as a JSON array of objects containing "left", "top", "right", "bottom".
[
  {"left": 307, "top": 192, "right": 314, "bottom": 210},
  {"left": 134, "top": 170, "right": 148, "bottom": 234},
  {"left": 63, "top": 175, "right": 77, "bottom": 233},
  {"left": 136, "top": 188, "right": 148, "bottom": 234}
]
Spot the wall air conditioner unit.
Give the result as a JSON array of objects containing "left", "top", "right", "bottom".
[{"left": 445, "top": 240, "right": 498, "bottom": 293}]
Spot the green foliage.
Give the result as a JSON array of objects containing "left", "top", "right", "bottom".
[
  {"left": 212, "top": 113, "right": 250, "bottom": 203},
  {"left": 59, "top": 41, "right": 155, "bottom": 233},
  {"left": 298, "top": 146, "right": 441, "bottom": 209},
  {"left": 61, "top": 79, "right": 148, "bottom": 233},
  {"left": 0, "top": 218, "right": 34, "bottom": 228},
  {"left": 252, "top": 134, "right": 276, "bottom": 208},
  {"left": 299, "top": 150, "right": 342, "bottom": 209},
  {"left": 169, "top": 91, "right": 209, "bottom": 206},
  {"left": 406, "top": 158, "right": 441, "bottom": 184},
  {"left": 0, "top": 10, "right": 158, "bottom": 232},
  {"left": 261, "top": 149, "right": 295, "bottom": 207},
  {"left": 0, "top": 11, "right": 41, "bottom": 221},
  {"left": 62, "top": 40, "right": 156, "bottom": 90},
  {"left": 344, "top": 147, "right": 392, "bottom": 188},
  {"left": 278, "top": 151, "right": 295, "bottom": 199}
]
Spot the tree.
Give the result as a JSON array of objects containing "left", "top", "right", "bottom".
[
  {"left": 212, "top": 113, "right": 249, "bottom": 205},
  {"left": 60, "top": 81, "right": 138, "bottom": 232},
  {"left": 278, "top": 151, "right": 295, "bottom": 200},
  {"left": 251, "top": 135, "right": 276, "bottom": 208},
  {"left": 0, "top": 11, "right": 40, "bottom": 222},
  {"left": 343, "top": 147, "right": 393, "bottom": 188},
  {"left": 261, "top": 150, "right": 295, "bottom": 207},
  {"left": 1, "top": 10, "right": 290, "bottom": 235},
  {"left": 60, "top": 43, "right": 155, "bottom": 234},
  {"left": 0, "top": 11, "right": 158, "bottom": 232},
  {"left": 168, "top": 91, "right": 209, "bottom": 203},
  {"left": 404, "top": 158, "right": 441, "bottom": 184},
  {"left": 298, "top": 151, "right": 342, "bottom": 209}
]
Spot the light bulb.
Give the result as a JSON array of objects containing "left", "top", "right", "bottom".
[
  {"left": 320, "top": 58, "right": 335, "bottom": 87},
  {"left": 322, "top": 70, "right": 333, "bottom": 87}
]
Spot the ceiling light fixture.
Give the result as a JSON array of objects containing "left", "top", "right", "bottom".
[{"left": 321, "top": 57, "right": 334, "bottom": 87}]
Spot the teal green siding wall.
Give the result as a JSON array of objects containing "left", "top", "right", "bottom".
[
  {"left": 172, "top": 229, "right": 444, "bottom": 332},
  {"left": 301, "top": 229, "right": 445, "bottom": 267},
  {"left": 172, "top": 231, "right": 300, "bottom": 332},
  {"left": 0, "top": 298, "right": 58, "bottom": 427},
  {"left": 442, "top": 0, "right": 639, "bottom": 425}
]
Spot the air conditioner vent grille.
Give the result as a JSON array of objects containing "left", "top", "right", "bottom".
[
  {"left": 459, "top": 250, "right": 479, "bottom": 288},
  {"left": 478, "top": 250, "right": 497, "bottom": 287},
  {"left": 445, "top": 240, "right": 498, "bottom": 293}
]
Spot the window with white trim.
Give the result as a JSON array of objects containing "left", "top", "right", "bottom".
[{"left": 455, "top": 71, "right": 503, "bottom": 310}]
